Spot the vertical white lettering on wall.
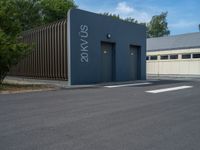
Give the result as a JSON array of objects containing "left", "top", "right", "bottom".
[{"left": 79, "top": 25, "right": 89, "bottom": 63}]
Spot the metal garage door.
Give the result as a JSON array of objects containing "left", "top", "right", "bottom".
[
  {"left": 130, "top": 45, "right": 139, "bottom": 80},
  {"left": 101, "top": 42, "right": 114, "bottom": 82}
]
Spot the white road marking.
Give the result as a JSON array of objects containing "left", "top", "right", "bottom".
[
  {"left": 105, "top": 82, "right": 152, "bottom": 88},
  {"left": 146, "top": 85, "right": 193, "bottom": 94}
]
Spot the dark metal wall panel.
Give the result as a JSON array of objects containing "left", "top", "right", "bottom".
[
  {"left": 9, "top": 19, "right": 68, "bottom": 80},
  {"left": 63, "top": 20, "right": 68, "bottom": 79},
  {"left": 69, "top": 9, "right": 146, "bottom": 85},
  {"left": 46, "top": 26, "right": 50, "bottom": 78}
]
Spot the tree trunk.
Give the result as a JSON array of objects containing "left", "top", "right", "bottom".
[{"left": 0, "top": 71, "right": 7, "bottom": 85}]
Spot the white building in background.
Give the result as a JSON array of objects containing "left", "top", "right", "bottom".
[{"left": 147, "top": 32, "right": 200, "bottom": 77}]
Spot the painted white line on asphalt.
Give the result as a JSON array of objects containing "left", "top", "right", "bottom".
[
  {"left": 146, "top": 85, "right": 193, "bottom": 94},
  {"left": 105, "top": 82, "right": 152, "bottom": 88}
]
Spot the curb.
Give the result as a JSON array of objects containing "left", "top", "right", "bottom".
[{"left": 0, "top": 87, "right": 58, "bottom": 95}]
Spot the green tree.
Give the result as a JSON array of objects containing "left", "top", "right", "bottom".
[
  {"left": 147, "top": 12, "right": 170, "bottom": 38},
  {"left": 41, "top": 0, "right": 77, "bottom": 24},
  {"left": 13, "top": 0, "right": 42, "bottom": 31},
  {"left": 0, "top": 0, "right": 21, "bottom": 36},
  {"left": 101, "top": 12, "right": 121, "bottom": 20},
  {"left": 4, "top": 0, "right": 77, "bottom": 31},
  {"left": 124, "top": 17, "right": 138, "bottom": 24},
  {"left": 0, "top": 0, "right": 77, "bottom": 84},
  {"left": 102, "top": 12, "right": 140, "bottom": 24},
  {"left": 0, "top": 0, "right": 31, "bottom": 84},
  {"left": 0, "top": 31, "right": 30, "bottom": 84}
]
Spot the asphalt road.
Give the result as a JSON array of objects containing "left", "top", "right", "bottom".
[{"left": 0, "top": 79, "right": 200, "bottom": 150}]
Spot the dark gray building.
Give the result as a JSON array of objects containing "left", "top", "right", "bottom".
[
  {"left": 68, "top": 9, "right": 146, "bottom": 85},
  {"left": 10, "top": 9, "right": 147, "bottom": 85}
]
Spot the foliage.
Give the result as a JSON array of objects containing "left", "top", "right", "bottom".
[
  {"left": 0, "top": 31, "right": 31, "bottom": 84},
  {"left": 8, "top": 0, "right": 77, "bottom": 31},
  {"left": 147, "top": 12, "right": 170, "bottom": 38},
  {"left": 0, "top": 0, "right": 77, "bottom": 84},
  {"left": 41, "top": 0, "right": 77, "bottom": 24},
  {"left": 13, "top": 0, "right": 43, "bottom": 31},
  {"left": 102, "top": 12, "right": 170, "bottom": 38},
  {"left": 0, "top": 0, "right": 22, "bottom": 36},
  {"left": 102, "top": 12, "right": 140, "bottom": 24},
  {"left": 0, "top": 0, "right": 31, "bottom": 84},
  {"left": 101, "top": 12, "right": 121, "bottom": 20},
  {"left": 124, "top": 17, "right": 138, "bottom": 24}
]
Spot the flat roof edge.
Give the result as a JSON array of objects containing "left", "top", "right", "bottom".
[{"left": 147, "top": 46, "right": 200, "bottom": 52}]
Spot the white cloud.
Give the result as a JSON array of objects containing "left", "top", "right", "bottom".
[
  {"left": 87, "top": 1, "right": 155, "bottom": 23},
  {"left": 133, "top": 11, "right": 152, "bottom": 23},
  {"left": 116, "top": 2, "right": 134, "bottom": 14},
  {"left": 114, "top": 1, "right": 152, "bottom": 23}
]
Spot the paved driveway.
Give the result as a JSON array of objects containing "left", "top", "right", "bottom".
[{"left": 0, "top": 80, "right": 200, "bottom": 150}]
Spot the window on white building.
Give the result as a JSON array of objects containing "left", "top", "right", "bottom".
[
  {"left": 182, "top": 54, "right": 191, "bottom": 59},
  {"left": 170, "top": 55, "right": 178, "bottom": 59},
  {"left": 150, "top": 56, "right": 157, "bottom": 60},
  {"left": 160, "top": 55, "right": 168, "bottom": 60},
  {"left": 193, "top": 53, "right": 200, "bottom": 59}
]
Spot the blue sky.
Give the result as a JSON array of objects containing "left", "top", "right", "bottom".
[{"left": 75, "top": 0, "right": 200, "bottom": 35}]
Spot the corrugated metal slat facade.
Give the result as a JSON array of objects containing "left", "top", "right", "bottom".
[{"left": 9, "top": 19, "right": 68, "bottom": 80}]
